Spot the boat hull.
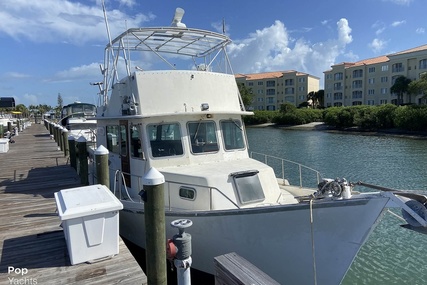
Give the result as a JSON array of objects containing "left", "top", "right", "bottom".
[{"left": 119, "top": 196, "right": 389, "bottom": 285}]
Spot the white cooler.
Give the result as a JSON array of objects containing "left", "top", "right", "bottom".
[
  {"left": 0, "top": 138, "right": 9, "bottom": 153},
  {"left": 54, "top": 184, "right": 123, "bottom": 265}
]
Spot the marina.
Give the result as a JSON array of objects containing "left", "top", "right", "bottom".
[{"left": 0, "top": 122, "right": 146, "bottom": 285}]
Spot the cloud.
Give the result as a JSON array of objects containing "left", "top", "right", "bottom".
[
  {"left": 369, "top": 38, "right": 387, "bottom": 53},
  {"left": 0, "top": 0, "right": 154, "bottom": 45},
  {"left": 49, "top": 62, "right": 102, "bottom": 82},
  {"left": 4, "top": 72, "right": 31, "bottom": 79},
  {"left": 23, "top": 93, "right": 39, "bottom": 106},
  {"left": 382, "top": 0, "right": 413, "bottom": 5},
  {"left": 416, "top": 28, "right": 425, "bottom": 34},
  {"left": 228, "top": 18, "right": 353, "bottom": 78},
  {"left": 372, "top": 21, "right": 386, "bottom": 35},
  {"left": 391, "top": 20, "right": 406, "bottom": 27}
]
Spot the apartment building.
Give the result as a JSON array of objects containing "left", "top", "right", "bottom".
[
  {"left": 324, "top": 44, "right": 427, "bottom": 107},
  {"left": 235, "top": 71, "right": 320, "bottom": 110}
]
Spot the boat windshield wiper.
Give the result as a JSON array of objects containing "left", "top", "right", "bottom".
[{"left": 230, "top": 119, "right": 242, "bottom": 130}]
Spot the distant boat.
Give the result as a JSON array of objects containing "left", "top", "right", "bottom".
[
  {"left": 59, "top": 102, "right": 97, "bottom": 143},
  {"left": 89, "top": 7, "right": 427, "bottom": 285}
]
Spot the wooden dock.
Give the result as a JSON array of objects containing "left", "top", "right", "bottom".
[{"left": 0, "top": 122, "right": 147, "bottom": 284}]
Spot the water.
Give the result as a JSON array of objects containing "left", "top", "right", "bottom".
[{"left": 247, "top": 127, "right": 427, "bottom": 285}]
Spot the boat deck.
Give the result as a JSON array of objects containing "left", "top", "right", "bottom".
[{"left": 0, "top": 122, "right": 146, "bottom": 284}]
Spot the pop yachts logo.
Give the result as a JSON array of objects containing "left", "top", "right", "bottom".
[{"left": 7, "top": 267, "right": 37, "bottom": 284}]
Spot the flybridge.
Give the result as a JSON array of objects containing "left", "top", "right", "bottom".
[{"left": 97, "top": 7, "right": 234, "bottom": 108}]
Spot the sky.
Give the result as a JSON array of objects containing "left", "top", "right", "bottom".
[{"left": 0, "top": 0, "right": 426, "bottom": 108}]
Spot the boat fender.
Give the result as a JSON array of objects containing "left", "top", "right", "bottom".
[{"left": 402, "top": 199, "right": 427, "bottom": 227}]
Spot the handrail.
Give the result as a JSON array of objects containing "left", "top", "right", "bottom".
[
  {"left": 108, "top": 169, "right": 240, "bottom": 210},
  {"left": 250, "top": 151, "right": 322, "bottom": 188}
]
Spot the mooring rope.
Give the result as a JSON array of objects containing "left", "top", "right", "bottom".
[{"left": 310, "top": 199, "right": 318, "bottom": 285}]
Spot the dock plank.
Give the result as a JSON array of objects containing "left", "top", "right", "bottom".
[{"left": 0, "top": 122, "right": 147, "bottom": 285}]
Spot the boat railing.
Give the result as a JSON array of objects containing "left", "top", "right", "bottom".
[
  {"left": 89, "top": 165, "right": 240, "bottom": 210},
  {"left": 250, "top": 151, "right": 322, "bottom": 189}
]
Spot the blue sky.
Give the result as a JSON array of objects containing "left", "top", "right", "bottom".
[{"left": 0, "top": 0, "right": 425, "bottom": 108}]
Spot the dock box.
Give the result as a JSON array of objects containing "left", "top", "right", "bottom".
[
  {"left": 0, "top": 138, "right": 9, "bottom": 153},
  {"left": 54, "top": 184, "right": 123, "bottom": 265}
]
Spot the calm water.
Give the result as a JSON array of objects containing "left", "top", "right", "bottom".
[{"left": 247, "top": 127, "right": 427, "bottom": 285}]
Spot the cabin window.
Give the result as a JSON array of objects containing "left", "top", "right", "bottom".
[
  {"left": 147, "top": 123, "right": 183, "bottom": 157},
  {"left": 106, "top": 125, "right": 120, "bottom": 154},
  {"left": 130, "top": 124, "right": 144, "bottom": 159},
  {"left": 221, "top": 120, "right": 245, "bottom": 150},
  {"left": 179, "top": 187, "right": 196, "bottom": 200},
  {"left": 187, "top": 121, "right": 219, "bottom": 154}
]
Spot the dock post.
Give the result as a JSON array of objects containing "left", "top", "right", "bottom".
[
  {"left": 58, "top": 127, "right": 64, "bottom": 151},
  {"left": 169, "top": 219, "right": 193, "bottom": 285},
  {"left": 69, "top": 136, "right": 77, "bottom": 170},
  {"left": 62, "top": 128, "right": 69, "bottom": 157},
  {"left": 95, "top": 145, "right": 109, "bottom": 188},
  {"left": 77, "top": 136, "right": 88, "bottom": 185},
  {"left": 141, "top": 167, "right": 167, "bottom": 285},
  {"left": 7, "top": 121, "right": 12, "bottom": 132},
  {"left": 0, "top": 124, "right": 3, "bottom": 138}
]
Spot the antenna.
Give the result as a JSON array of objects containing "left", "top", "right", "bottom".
[{"left": 171, "top": 8, "right": 186, "bottom": 28}]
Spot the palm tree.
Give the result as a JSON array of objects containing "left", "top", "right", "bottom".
[{"left": 391, "top": 76, "right": 412, "bottom": 105}]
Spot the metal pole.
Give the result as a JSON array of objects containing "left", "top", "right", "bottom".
[
  {"left": 171, "top": 219, "right": 193, "bottom": 285},
  {"left": 95, "top": 145, "right": 109, "bottom": 188},
  {"left": 141, "top": 167, "right": 166, "bottom": 285}
]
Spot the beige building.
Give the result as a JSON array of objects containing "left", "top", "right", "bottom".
[
  {"left": 235, "top": 71, "right": 320, "bottom": 110},
  {"left": 324, "top": 44, "right": 427, "bottom": 107}
]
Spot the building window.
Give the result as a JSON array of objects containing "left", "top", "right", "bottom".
[
  {"left": 353, "top": 69, "right": 363, "bottom": 78},
  {"left": 267, "top": 97, "right": 274, "bottom": 104},
  {"left": 284, "top": 96, "right": 295, "bottom": 102},
  {"left": 368, "top": 89, "right": 375, "bottom": 95},
  {"left": 333, "top": 92, "right": 343, "bottom": 100},
  {"left": 352, "top": 80, "right": 362, "bottom": 89},
  {"left": 368, "top": 78, "right": 375, "bottom": 84},
  {"left": 257, "top": 98, "right": 264, "bottom": 102},
  {"left": 298, "top": 86, "right": 305, "bottom": 91},
  {"left": 380, "top": 99, "right": 388, "bottom": 104},
  {"left": 285, "top": 87, "right": 294, "bottom": 94},
  {"left": 285, "top": 79, "right": 294, "bottom": 86},
  {"left": 326, "top": 74, "right": 332, "bottom": 80},
  {"left": 419, "top": 59, "right": 427, "bottom": 70},
  {"left": 334, "top": 102, "right": 343, "bottom": 107},
  {"left": 266, "top": 80, "right": 275, "bottom": 87},
  {"left": 392, "top": 63, "right": 404, "bottom": 73},
  {"left": 381, "top": 76, "right": 388, "bottom": 83},
  {"left": 381, "top": 88, "right": 388, "bottom": 94},
  {"left": 334, "top": 72, "right": 343, "bottom": 80},
  {"left": 352, "top": 91, "right": 362, "bottom": 99},
  {"left": 298, "top": 77, "right": 305, "bottom": 83},
  {"left": 257, "top": 89, "right": 263, "bottom": 94},
  {"left": 333, "top": 82, "right": 343, "bottom": 90},
  {"left": 258, "top": 82, "right": 263, "bottom": 86},
  {"left": 266, "top": 89, "right": 275, "bottom": 95},
  {"left": 368, "top": 67, "right": 376, "bottom": 73},
  {"left": 326, "top": 93, "right": 332, "bottom": 98},
  {"left": 382, "top": 65, "right": 389, "bottom": 72},
  {"left": 367, "top": 100, "right": 375, "bottom": 105},
  {"left": 352, "top": 101, "right": 362, "bottom": 105},
  {"left": 248, "top": 82, "right": 254, "bottom": 86}
]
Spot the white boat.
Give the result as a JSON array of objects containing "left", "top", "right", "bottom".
[
  {"left": 90, "top": 8, "right": 427, "bottom": 284},
  {"left": 59, "top": 102, "right": 97, "bottom": 143}
]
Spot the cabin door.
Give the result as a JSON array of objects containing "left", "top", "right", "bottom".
[{"left": 120, "top": 120, "right": 131, "bottom": 187}]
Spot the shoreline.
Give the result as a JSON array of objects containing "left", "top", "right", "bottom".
[{"left": 247, "top": 122, "right": 427, "bottom": 140}]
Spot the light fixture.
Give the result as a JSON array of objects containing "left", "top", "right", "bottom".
[{"left": 201, "top": 103, "right": 209, "bottom": 111}]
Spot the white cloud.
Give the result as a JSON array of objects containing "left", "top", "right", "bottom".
[
  {"left": 228, "top": 18, "right": 353, "bottom": 78},
  {"left": 4, "top": 72, "right": 31, "bottom": 79},
  {"left": 416, "top": 28, "right": 425, "bottom": 34},
  {"left": 372, "top": 21, "right": 386, "bottom": 35},
  {"left": 382, "top": 0, "right": 413, "bottom": 5},
  {"left": 369, "top": 38, "right": 387, "bottom": 53},
  {"left": 391, "top": 20, "right": 406, "bottom": 27},
  {"left": 0, "top": 0, "right": 154, "bottom": 44},
  {"left": 23, "top": 93, "right": 39, "bottom": 106},
  {"left": 49, "top": 62, "right": 101, "bottom": 82}
]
